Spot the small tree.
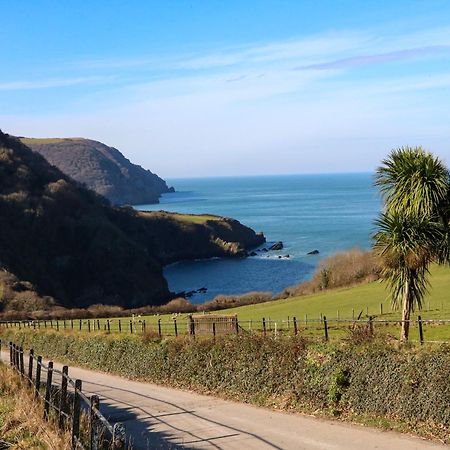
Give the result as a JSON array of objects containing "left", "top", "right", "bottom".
[{"left": 373, "top": 147, "right": 449, "bottom": 341}]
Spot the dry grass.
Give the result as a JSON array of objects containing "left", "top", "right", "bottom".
[
  {"left": 282, "top": 248, "right": 381, "bottom": 297},
  {"left": 0, "top": 363, "right": 71, "bottom": 449}
]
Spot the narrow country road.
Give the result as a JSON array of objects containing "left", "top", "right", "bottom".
[{"left": 1, "top": 352, "right": 446, "bottom": 450}]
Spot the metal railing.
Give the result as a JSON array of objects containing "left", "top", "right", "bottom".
[{"left": 8, "top": 341, "right": 126, "bottom": 450}]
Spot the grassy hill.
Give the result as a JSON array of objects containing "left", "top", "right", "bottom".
[{"left": 20, "top": 137, "right": 174, "bottom": 205}]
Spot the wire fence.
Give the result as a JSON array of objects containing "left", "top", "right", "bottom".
[
  {"left": 2, "top": 314, "right": 450, "bottom": 343},
  {"left": 6, "top": 340, "right": 127, "bottom": 450}
]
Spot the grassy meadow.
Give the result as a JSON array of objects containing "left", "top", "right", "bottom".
[{"left": 13, "top": 264, "right": 450, "bottom": 343}]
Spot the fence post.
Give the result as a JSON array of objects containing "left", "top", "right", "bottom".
[
  {"left": 63, "top": 319, "right": 66, "bottom": 330},
  {"left": 212, "top": 322, "right": 216, "bottom": 341},
  {"left": 112, "top": 423, "right": 126, "bottom": 449},
  {"left": 44, "top": 320, "right": 47, "bottom": 328},
  {"left": 56, "top": 320, "right": 59, "bottom": 331},
  {"left": 28, "top": 349, "right": 34, "bottom": 387},
  {"left": 71, "top": 319, "right": 74, "bottom": 330},
  {"left": 158, "top": 319, "right": 162, "bottom": 338},
  {"left": 188, "top": 315, "right": 195, "bottom": 337},
  {"left": 323, "top": 316, "right": 329, "bottom": 341},
  {"left": 35, "top": 356, "right": 42, "bottom": 398},
  {"left": 118, "top": 319, "right": 122, "bottom": 333},
  {"left": 107, "top": 319, "right": 111, "bottom": 334},
  {"left": 72, "top": 379, "right": 82, "bottom": 448},
  {"left": 79, "top": 320, "right": 82, "bottom": 331},
  {"left": 58, "top": 366, "right": 69, "bottom": 430},
  {"left": 368, "top": 316, "right": 373, "bottom": 335},
  {"left": 418, "top": 315, "right": 424, "bottom": 345},
  {"left": 173, "top": 318, "right": 178, "bottom": 337},
  {"left": 380, "top": 303, "right": 383, "bottom": 315},
  {"left": 90, "top": 395, "right": 100, "bottom": 450},
  {"left": 293, "top": 316, "right": 298, "bottom": 336},
  {"left": 97, "top": 319, "right": 100, "bottom": 331},
  {"left": 129, "top": 320, "right": 133, "bottom": 334},
  {"left": 19, "top": 347, "right": 24, "bottom": 377},
  {"left": 88, "top": 320, "right": 91, "bottom": 333},
  {"left": 15, "top": 344, "right": 20, "bottom": 369},
  {"left": 143, "top": 319, "right": 146, "bottom": 333},
  {"left": 9, "top": 342, "right": 12, "bottom": 366},
  {"left": 44, "top": 361, "right": 54, "bottom": 420}
]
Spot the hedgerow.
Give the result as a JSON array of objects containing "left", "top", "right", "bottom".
[{"left": 2, "top": 329, "right": 449, "bottom": 442}]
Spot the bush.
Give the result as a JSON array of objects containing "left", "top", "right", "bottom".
[
  {"left": 282, "top": 248, "right": 381, "bottom": 297},
  {"left": 198, "top": 291, "right": 273, "bottom": 311}
]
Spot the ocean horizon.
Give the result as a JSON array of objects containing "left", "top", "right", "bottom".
[{"left": 135, "top": 172, "right": 381, "bottom": 302}]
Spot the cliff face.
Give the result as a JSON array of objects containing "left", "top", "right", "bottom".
[
  {"left": 20, "top": 137, "right": 173, "bottom": 205},
  {"left": 0, "top": 132, "right": 265, "bottom": 312}
]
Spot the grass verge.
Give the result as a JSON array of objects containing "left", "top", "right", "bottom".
[{"left": 0, "top": 362, "right": 70, "bottom": 449}]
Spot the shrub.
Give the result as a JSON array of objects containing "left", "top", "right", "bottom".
[{"left": 282, "top": 248, "right": 381, "bottom": 297}]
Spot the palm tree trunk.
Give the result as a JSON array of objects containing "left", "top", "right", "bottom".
[{"left": 400, "top": 278, "right": 411, "bottom": 342}]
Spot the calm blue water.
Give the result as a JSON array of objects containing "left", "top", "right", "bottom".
[{"left": 135, "top": 173, "right": 381, "bottom": 302}]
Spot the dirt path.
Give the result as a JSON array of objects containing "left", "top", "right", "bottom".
[{"left": 1, "top": 351, "right": 446, "bottom": 449}]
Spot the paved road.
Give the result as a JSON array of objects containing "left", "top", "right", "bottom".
[{"left": 1, "top": 351, "right": 447, "bottom": 449}]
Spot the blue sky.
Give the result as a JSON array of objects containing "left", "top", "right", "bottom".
[{"left": 1, "top": 1, "right": 450, "bottom": 177}]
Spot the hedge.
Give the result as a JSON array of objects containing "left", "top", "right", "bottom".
[{"left": 2, "top": 329, "right": 450, "bottom": 442}]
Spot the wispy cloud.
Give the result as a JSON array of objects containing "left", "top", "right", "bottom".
[
  {"left": 295, "top": 45, "right": 450, "bottom": 70},
  {"left": 0, "top": 75, "right": 116, "bottom": 91}
]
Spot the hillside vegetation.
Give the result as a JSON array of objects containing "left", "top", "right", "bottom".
[
  {"left": 21, "top": 136, "right": 174, "bottom": 205},
  {"left": 5, "top": 329, "right": 450, "bottom": 443},
  {"left": 0, "top": 131, "right": 265, "bottom": 313}
]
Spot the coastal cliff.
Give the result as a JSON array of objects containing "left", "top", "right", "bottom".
[
  {"left": 20, "top": 137, "right": 173, "bottom": 205},
  {"left": 0, "top": 131, "right": 265, "bottom": 312}
]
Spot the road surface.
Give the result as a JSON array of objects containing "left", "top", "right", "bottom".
[{"left": 1, "top": 351, "right": 446, "bottom": 449}]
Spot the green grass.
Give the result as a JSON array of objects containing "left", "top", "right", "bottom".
[
  {"left": 139, "top": 210, "right": 220, "bottom": 224},
  {"left": 22, "top": 264, "right": 450, "bottom": 343}
]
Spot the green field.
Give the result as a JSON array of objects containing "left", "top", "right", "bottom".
[
  {"left": 8, "top": 265, "right": 450, "bottom": 343},
  {"left": 139, "top": 211, "right": 220, "bottom": 224}
]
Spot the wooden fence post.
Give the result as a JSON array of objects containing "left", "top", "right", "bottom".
[
  {"left": 71, "top": 319, "right": 74, "bottom": 330},
  {"left": 97, "top": 319, "right": 100, "bottom": 331},
  {"left": 44, "top": 361, "right": 54, "bottom": 420},
  {"left": 19, "top": 347, "right": 24, "bottom": 377},
  {"left": 418, "top": 316, "right": 424, "bottom": 345},
  {"left": 79, "top": 320, "right": 82, "bottom": 331},
  {"left": 158, "top": 319, "right": 162, "bottom": 338},
  {"left": 262, "top": 318, "right": 266, "bottom": 337},
  {"left": 212, "top": 322, "right": 216, "bottom": 341},
  {"left": 368, "top": 316, "right": 373, "bottom": 335},
  {"left": 71, "top": 379, "right": 82, "bottom": 448},
  {"left": 129, "top": 320, "right": 133, "bottom": 334},
  {"left": 293, "top": 316, "right": 298, "bottom": 336},
  {"left": 90, "top": 395, "right": 100, "bottom": 449},
  {"left": 143, "top": 319, "right": 146, "bottom": 333},
  {"left": 58, "top": 366, "right": 69, "bottom": 430},
  {"left": 235, "top": 316, "right": 239, "bottom": 334},
  {"left": 28, "top": 349, "right": 34, "bottom": 387},
  {"left": 56, "top": 320, "right": 59, "bottom": 331},
  {"left": 107, "top": 319, "right": 111, "bottom": 334},
  {"left": 323, "top": 316, "right": 329, "bottom": 341},
  {"left": 88, "top": 320, "right": 91, "bottom": 333},
  {"left": 173, "top": 318, "right": 178, "bottom": 337},
  {"left": 35, "top": 356, "right": 42, "bottom": 398},
  {"left": 118, "top": 319, "right": 122, "bottom": 333}
]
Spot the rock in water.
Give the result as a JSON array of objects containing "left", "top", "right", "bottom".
[
  {"left": 307, "top": 250, "right": 320, "bottom": 255},
  {"left": 270, "top": 241, "right": 284, "bottom": 251}
]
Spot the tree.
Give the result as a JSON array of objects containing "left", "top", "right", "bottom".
[{"left": 373, "top": 147, "right": 450, "bottom": 341}]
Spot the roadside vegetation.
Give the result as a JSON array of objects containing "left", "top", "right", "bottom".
[
  {"left": 0, "top": 362, "right": 70, "bottom": 449},
  {"left": 3, "top": 328, "right": 450, "bottom": 444}
]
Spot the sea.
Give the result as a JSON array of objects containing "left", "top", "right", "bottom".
[{"left": 134, "top": 173, "right": 381, "bottom": 303}]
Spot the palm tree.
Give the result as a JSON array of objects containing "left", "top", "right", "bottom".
[{"left": 373, "top": 147, "right": 449, "bottom": 341}]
